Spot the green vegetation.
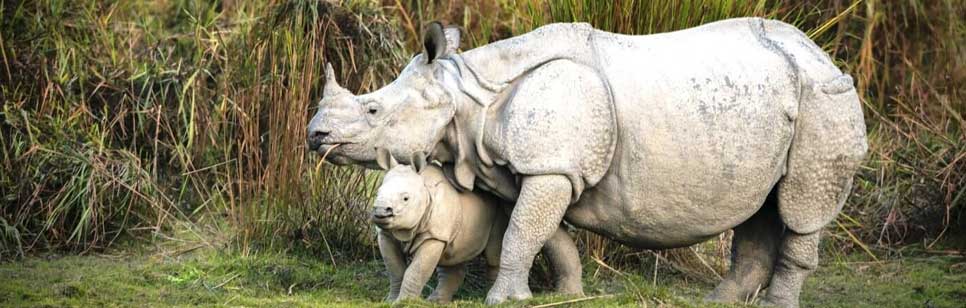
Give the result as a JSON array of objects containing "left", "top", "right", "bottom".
[
  {"left": 1, "top": 248, "right": 962, "bottom": 307},
  {"left": 1, "top": 0, "right": 397, "bottom": 258},
  {"left": 1, "top": 0, "right": 963, "bottom": 306}
]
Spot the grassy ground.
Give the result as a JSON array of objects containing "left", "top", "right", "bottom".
[{"left": 2, "top": 248, "right": 963, "bottom": 307}]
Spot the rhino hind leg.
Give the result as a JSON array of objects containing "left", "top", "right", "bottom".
[
  {"left": 763, "top": 176, "right": 857, "bottom": 308},
  {"left": 706, "top": 195, "right": 783, "bottom": 304},
  {"left": 428, "top": 264, "right": 466, "bottom": 304},
  {"left": 760, "top": 229, "right": 821, "bottom": 308},
  {"left": 542, "top": 226, "right": 584, "bottom": 296},
  {"left": 762, "top": 74, "right": 866, "bottom": 307}
]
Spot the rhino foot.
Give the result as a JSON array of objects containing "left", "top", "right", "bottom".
[
  {"left": 556, "top": 278, "right": 584, "bottom": 297},
  {"left": 427, "top": 294, "right": 452, "bottom": 304},
  {"left": 485, "top": 278, "right": 532, "bottom": 305},
  {"left": 704, "top": 280, "right": 741, "bottom": 303},
  {"left": 758, "top": 297, "right": 796, "bottom": 308}
]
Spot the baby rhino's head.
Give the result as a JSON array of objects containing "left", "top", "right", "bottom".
[{"left": 371, "top": 164, "right": 431, "bottom": 230}]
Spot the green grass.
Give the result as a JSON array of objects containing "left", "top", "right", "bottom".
[{"left": 1, "top": 247, "right": 962, "bottom": 307}]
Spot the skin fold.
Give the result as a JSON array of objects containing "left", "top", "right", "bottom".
[{"left": 309, "top": 18, "right": 867, "bottom": 307}]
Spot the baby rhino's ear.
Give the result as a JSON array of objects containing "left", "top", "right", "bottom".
[
  {"left": 412, "top": 151, "right": 428, "bottom": 173},
  {"left": 376, "top": 148, "right": 398, "bottom": 170}
]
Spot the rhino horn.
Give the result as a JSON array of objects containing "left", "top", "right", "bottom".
[{"left": 323, "top": 62, "right": 350, "bottom": 98}]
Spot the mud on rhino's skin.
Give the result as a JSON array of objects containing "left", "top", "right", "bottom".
[
  {"left": 308, "top": 18, "right": 868, "bottom": 307},
  {"left": 371, "top": 157, "right": 508, "bottom": 304}
]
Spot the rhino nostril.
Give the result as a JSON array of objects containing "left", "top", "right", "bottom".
[
  {"left": 373, "top": 207, "right": 394, "bottom": 218},
  {"left": 309, "top": 130, "right": 330, "bottom": 140}
]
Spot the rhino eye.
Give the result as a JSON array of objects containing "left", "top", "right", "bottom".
[{"left": 365, "top": 103, "right": 381, "bottom": 115}]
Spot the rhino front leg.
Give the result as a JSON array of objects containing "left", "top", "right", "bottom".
[
  {"left": 761, "top": 230, "right": 820, "bottom": 308},
  {"left": 427, "top": 264, "right": 466, "bottom": 304},
  {"left": 486, "top": 175, "right": 572, "bottom": 305},
  {"left": 543, "top": 226, "right": 584, "bottom": 296},
  {"left": 397, "top": 240, "right": 446, "bottom": 302},
  {"left": 377, "top": 232, "right": 406, "bottom": 302}
]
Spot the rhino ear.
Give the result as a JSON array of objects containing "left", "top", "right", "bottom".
[
  {"left": 412, "top": 151, "right": 428, "bottom": 173},
  {"left": 423, "top": 22, "right": 447, "bottom": 63},
  {"left": 376, "top": 148, "right": 398, "bottom": 170}
]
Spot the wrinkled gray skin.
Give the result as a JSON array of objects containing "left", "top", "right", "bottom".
[
  {"left": 307, "top": 29, "right": 584, "bottom": 296},
  {"left": 372, "top": 155, "right": 508, "bottom": 304},
  {"left": 308, "top": 18, "right": 868, "bottom": 307}
]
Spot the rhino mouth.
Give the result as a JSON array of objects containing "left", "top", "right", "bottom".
[
  {"left": 316, "top": 142, "right": 354, "bottom": 154},
  {"left": 370, "top": 214, "right": 394, "bottom": 227},
  {"left": 372, "top": 213, "right": 393, "bottom": 219},
  {"left": 320, "top": 141, "right": 354, "bottom": 146}
]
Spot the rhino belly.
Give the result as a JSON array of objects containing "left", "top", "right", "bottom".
[
  {"left": 561, "top": 22, "right": 798, "bottom": 248},
  {"left": 566, "top": 100, "right": 794, "bottom": 249}
]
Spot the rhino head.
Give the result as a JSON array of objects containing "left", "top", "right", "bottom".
[
  {"left": 370, "top": 151, "right": 431, "bottom": 230},
  {"left": 307, "top": 22, "right": 463, "bottom": 168}
]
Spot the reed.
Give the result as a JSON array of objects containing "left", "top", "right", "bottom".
[{"left": 0, "top": 0, "right": 405, "bottom": 259}]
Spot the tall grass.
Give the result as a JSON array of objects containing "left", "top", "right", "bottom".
[
  {"left": 2, "top": 0, "right": 962, "bottom": 270},
  {"left": 0, "top": 0, "right": 405, "bottom": 259},
  {"left": 830, "top": 0, "right": 965, "bottom": 250}
]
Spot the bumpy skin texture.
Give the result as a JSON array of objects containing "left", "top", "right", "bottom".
[
  {"left": 309, "top": 18, "right": 868, "bottom": 307},
  {"left": 486, "top": 175, "right": 572, "bottom": 304},
  {"left": 373, "top": 165, "right": 509, "bottom": 303},
  {"left": 306, "top": 58, "right": 585, "bottom": 297}
]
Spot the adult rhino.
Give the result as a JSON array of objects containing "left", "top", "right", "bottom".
[{"left": 307, "top": 18, "right": 868, "bottom": 307}]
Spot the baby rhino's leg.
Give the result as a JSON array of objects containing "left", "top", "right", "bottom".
[
  {"left": 484, "top": 216, "right": 507, "bottom": 282},
  {"left": 428, "top": 264, "right": 466, "bottom": 304},
  {"left": 397, "top": 240, "right": 446, "bottom": 302},
  {"left": 377, "top": 232, "right": 406, "bottom": 301},
  {"left": 485, "top": 250, "right": 501, "bottom": 282}
]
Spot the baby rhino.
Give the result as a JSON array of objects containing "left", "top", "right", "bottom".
[{"left": 371, "top": 157, "right": 508, "bottom": 303}]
